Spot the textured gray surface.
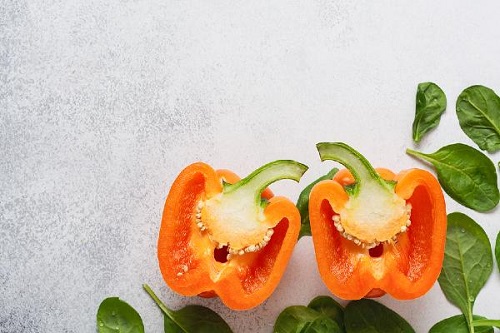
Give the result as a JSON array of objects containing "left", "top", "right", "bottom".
[{"left": 1, "top": 0, "right": 500, "bottom": 332}]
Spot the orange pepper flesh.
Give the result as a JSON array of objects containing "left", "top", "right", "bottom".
[
  {"left": 309, "top": 167, "right": 447, "bottom": 300},
  {"left": 158, "top": 162, "right": 301, "bottom": 310}
]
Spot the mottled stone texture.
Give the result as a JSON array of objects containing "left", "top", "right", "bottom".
[{"left": 1, "top": 0, "right": 500, "bottom": 332}]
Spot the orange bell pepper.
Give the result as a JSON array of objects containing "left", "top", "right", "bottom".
[
  {"left": 158, "top": 160, "right": 308, "bottom": 310},
  {"left": 309, "top": 142, "right": 446, "bottom": 300}
]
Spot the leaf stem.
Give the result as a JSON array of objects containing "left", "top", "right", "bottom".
[
  {"left": 405, "top": 148, "right": 427, "bottom": 161},
  {"left": 143, "top": 284, "right": 173, "bottom": 316},
  {"left": 467, "top": 306, "right": 475, "bottom": 333},
  {"left": 473, "top": 319, "right": 500, "bottom": 328}
]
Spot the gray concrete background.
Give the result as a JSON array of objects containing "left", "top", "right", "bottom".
[{"left": 1, "top": 0, "right": 499, "bottom": 332}]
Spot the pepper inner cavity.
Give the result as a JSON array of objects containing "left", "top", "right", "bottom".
[{"left": 195, "top": 199, "right": 275, "bottom": 260}]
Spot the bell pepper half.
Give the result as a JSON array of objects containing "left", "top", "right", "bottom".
[
  {"left": 158, "top": 160, "right": 308, "bottom": 310},
  {"left": 309, "top": 142, "right": 446, "bottom": 300}
]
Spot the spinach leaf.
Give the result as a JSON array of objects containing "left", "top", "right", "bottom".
[
  {"left": 456, "top": 85, "right": 500, "bottom": 152},
  {"left": 274, "top": 305, "right": 342, "bottom": 333},
  {"left": 300, "top": 316, "right": 342, "bottom": 333},
  {"left": 430, "top": 315, "right": 493, "bottom": 333},
  {"left": 412, "top": 82, "right": 447, "bottom": 143},
  {"left": 344, "top": 299, "right": 415, "bottom": 333},
  {"left": 296, "top": 168, "right": 338, "bottom": 239},
  {"left": 406, "top": 143, "right": 499, "bottom": 211},
  {"left": 143, "top": 284, "right": 233, "bottom": 333},
  {"left": 97, "top": 297, "right": 144, "bottom": 333},
  {"left": 163, "top": 305, "right": 233, "bottom": 333},
  {"left": 437, "top": 213, "right": 493, "bottom": 330},
  {"left": 307, "top": 296, "right": 344, "bottom": 330},
  {"left": 496, "top": 231, "right": 500, "bottom": 273},
  {"left": 164, "top": 313, "right": 183, "bottom": 333}
]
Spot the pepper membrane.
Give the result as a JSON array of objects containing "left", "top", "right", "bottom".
[{"left": 309, "top": 142, "right": 446, "bottom": 300}]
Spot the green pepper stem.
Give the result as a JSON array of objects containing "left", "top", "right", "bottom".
[
  {"left": 316, "top": 142, "right": 387, "bottom": 192},
  {"left": 224, "top": 160, "right": 308, "bottom": 205}
]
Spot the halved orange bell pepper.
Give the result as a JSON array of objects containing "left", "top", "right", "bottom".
[
  {"left": 309, "top": 142, "right": 446, "bottom": 300},
  {"left": 158, "top": 160, "right": 308, "bottom": 310}
]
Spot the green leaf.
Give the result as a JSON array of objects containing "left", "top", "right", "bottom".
[
  {"left": 412, "top": 82, "right": 447, "bottom": 143},
  {"left": 143, "top": 284, "right": 233, "bottom": 333},
  {"left": 430, "top": 315, "right": 493, "bottom": 333},
  {"left": 274, "top": 306, "right": 324, "bottom": 332},
  {"left": 456, "top": 85, "right": 500, "bottom": 153},
  {"left": 165, "top": 305, "right": 233, "bottom": 333},
  {"left": 496, "top": 232, "right": 500, "bottom": 273},
  {"left": 97, "top": 297, "right": 144, "bottom": 333},
  {"left": 437, "top": 213, "right": 493, "bottom": 329},
  {"left": 300, "top": 316, "right": 342, "bottom": 333},
  {"left": 307, "top": 296, "right": 344, "bottom": 330},
  {"left": 344, "top": 299, "right": 415, "bottom": 333},
  {"left": 296, "top": 168, "right": 338, "bottom": 239},
  {"left": 406, "top": 143, "right": 499, "bottom": 212},
  {"left": 164, "top": 313, "right": 184, "bottom": 333},
  {"left": 274, "top": 305, "right": 342, "bottom": 333}
]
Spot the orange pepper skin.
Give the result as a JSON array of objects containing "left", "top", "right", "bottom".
[
  {"left": 157, "top": 162, "right": 300, "bottom": 310},
  {"left": 309, "top": 167, "right": 446, "bottom": 300}
]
